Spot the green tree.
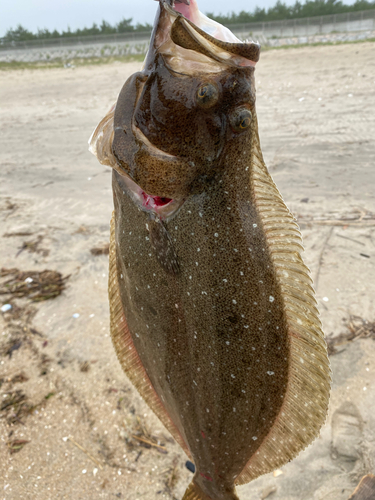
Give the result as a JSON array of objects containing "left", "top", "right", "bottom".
[{"left": 116, "top": 18, "right": 134, "bottom": 33}]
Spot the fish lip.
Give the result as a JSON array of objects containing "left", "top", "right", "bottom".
[{"left": 114, "top": 169, "right": 185, "bottom": 220}]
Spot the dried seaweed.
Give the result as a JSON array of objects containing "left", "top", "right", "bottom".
[
  {"left": 327, "top": 316, "right": 375, "bottom": 355},
  {"left": 7, "top": 439, "right": 30, "bottom": 454},
  {"left": 16, "top": 235, "right": 49, "bottom": 257},
  {"left": 0, "top": 268, "right": 69, "bottom": 302},
  {"left": 0, "top": 390, "right": 36, "bottom": 425}
]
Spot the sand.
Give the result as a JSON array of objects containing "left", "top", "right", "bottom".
[{"left": 1, "top": 42, "right": 375, "bottom": 500}]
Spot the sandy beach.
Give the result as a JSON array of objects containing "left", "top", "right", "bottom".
[{"left": 1, "top": 41, "right": 375, "bottom": 499}]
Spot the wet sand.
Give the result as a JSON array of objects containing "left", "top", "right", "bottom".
[{"left": 1, "top": 42, "right": 375, "bottom": 499}]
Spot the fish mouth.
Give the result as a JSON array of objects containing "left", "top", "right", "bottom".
[
  {"left": 146, "top": 0, "right": 260, "bottom": 73},
  {"left": 114, "top": 169, "right": 185, "bottom": 220}
]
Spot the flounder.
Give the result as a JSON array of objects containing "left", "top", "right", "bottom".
[{"left": 89, "top": 1, "right": 331, "bottom": 498}]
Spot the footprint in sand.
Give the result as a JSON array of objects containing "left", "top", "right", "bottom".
[{"left": 331, "top": 401, "right": 363, "bottom": 470}]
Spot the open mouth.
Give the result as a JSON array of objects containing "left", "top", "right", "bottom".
[
  {"left": 142, "top": 192, "right": 173, "bottom": 209},
  {"left": 115, "top": 170, "right": 184, "bottom": 220}
]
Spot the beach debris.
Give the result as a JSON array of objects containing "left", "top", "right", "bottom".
[
  {"left": 10, "top": 373, "right": 29, "bottom": 384},
  {"left": 327, "top": 316, "right": 375, "bottom": 355},
  {"left": 0, "top": 268, "right": 69, "bottom": 302},
  {"left": 72, "top": 313, "right": 80, "bottom": 318},
  {"left": 131, "top": 434, "right": 167, "bottom": 453},
  {"left": 80, "top": 361, "right": 90, "bottom": 372},
  {"left": 1, "top": 303, "right": 12, "bottom": 312},
  {"left": 16, "top": 235, "right": 49, "bottom": 257},
  {"left": 65, "top": 436, "right": 103, "bottom": 469},
  {"left": 0, "top": 390, "right": 35, "bottom": 425},
  {"left": 348, "top": 474, "right": 375, "bottom": 500},
  {"left": 185, "top": 461, "right": 195, "bottom": 473},
  {"left": 299, "top": 208, "right": 375, "bottom": 227},
  {"left": 2, "top": 339, "right": 23, "bottom": 358},
  {"left": 3, "top": 231, "right": 34, "bottom": 238},
  {"left": 90, "top": 243, "right": 110, "bottom": 256},
  {"left": 273, "top": 469, "right": 283, "bottom": 478},
  {"left": 7, "top": 439, "right": 30, "bottom": 454},
  {"left": 73, "top": 225, "right": 90, "bottom": 234}
]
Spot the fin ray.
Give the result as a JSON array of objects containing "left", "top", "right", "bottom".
[{"left": 236, "top": 117, "right": 331, "bottom": 485}]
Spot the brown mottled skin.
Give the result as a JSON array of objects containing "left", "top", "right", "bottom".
[
  {"left": 89, "top": 1, "right": 330, "bottom": 499},
  {"left": 112, "top": 35, "right": 288, "bottom": 500}
]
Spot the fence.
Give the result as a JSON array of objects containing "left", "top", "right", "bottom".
[
  {"left": 230, "top": 8, "right": 375, "bottom": 39},
  {"left": 0, "top": 9, "right": 374, "bottom": 62}
]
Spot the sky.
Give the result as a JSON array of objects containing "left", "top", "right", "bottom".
[{"left": 1, "top": 0, "right": 300, "bottom": 37}]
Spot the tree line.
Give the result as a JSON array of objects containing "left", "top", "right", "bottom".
[
  {"left": 208, "top": 0, "right": 375, "bottom": 25},
  {"left": 3, "top": 0, "right": 375, "bottom": 43}
]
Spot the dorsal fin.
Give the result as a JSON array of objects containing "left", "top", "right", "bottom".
[{"left": 236, "top": 114, "right": 331, "bottom": 484}]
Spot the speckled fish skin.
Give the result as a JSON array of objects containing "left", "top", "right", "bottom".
[{"left": 89, "top": 2, "right": 331, "bottom": 499}]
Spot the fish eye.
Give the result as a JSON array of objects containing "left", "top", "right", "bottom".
[
  {"left": 196, "top": 83, "right": 219, "bottom": 108},
  {"left": 230, "top": 107, "right": 253, "bottom": 133}
]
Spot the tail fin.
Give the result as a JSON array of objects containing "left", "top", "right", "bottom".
[{"left": 182, "top": 480, "right": 239, "bottom": 500}]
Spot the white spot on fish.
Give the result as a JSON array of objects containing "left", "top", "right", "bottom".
[
  {"left": 232, "top": 299, "right": 237, "bottom": 304},
  {"left": 267, "top": 371, "right": 275, "bottom": 376},
  {"left": 252, "top": 436, "right": 257, "bottom": 441},
  {"left": 269, "top": 296, "right": 275, "bottom": 302},
  {"left": 214, "top": 233, "right": 219, "bottom": 237},
  {"left": 231, "top": 374, "right": 235, "bottom": 379},
  {"left": 253, "top": 224, "right": 257, "bottom": 228}
]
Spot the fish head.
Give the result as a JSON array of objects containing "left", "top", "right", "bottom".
[{"left": 109, "top": 0, "right": 260, "bottom": 212}]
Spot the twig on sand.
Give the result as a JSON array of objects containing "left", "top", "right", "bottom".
[
  {"left": 299, "top": 208, "right": 375, "bottom": 227},
  {"left": 131, "top": 434, "right": 167, "bottom": 451},
  {"left": 314, "top": 226, "right": 334, "bottom": 291},
  {"left": 335, "top": 233, "right": 365, "bottom": 246},
  {"left": 327, "top": 315, "right": 375, "bottom": 355},
  {"left": 67, "top": 436, "right": 103, "bottom": 469}
]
